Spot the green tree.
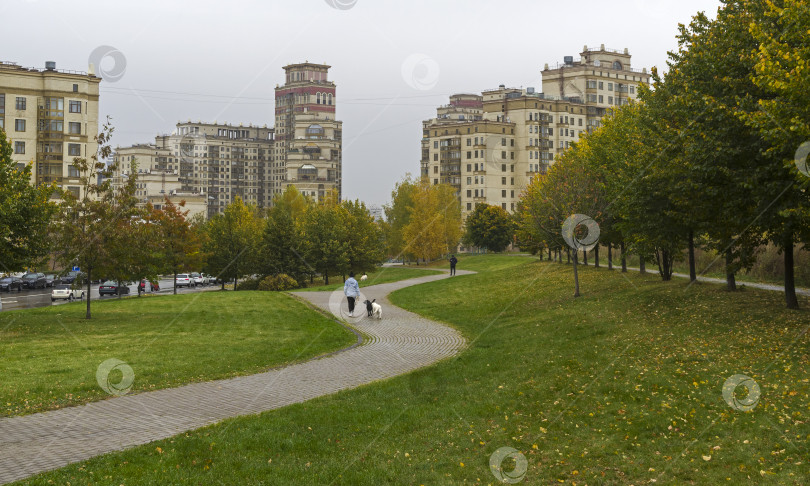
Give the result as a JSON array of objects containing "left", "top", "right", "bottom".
[
  {"left": 342, "top": 199, "right": 384, "bottom": 275},
  {"left": 52, "top": 120, "right": 139, "bottom": 317},
  {"left": 260, "top": 201, "right": 309, "bottom": 285},
  {"left": 203, "top": 196, "right": 262, "bottom": 290},
  {"left": 300, "top": 191, "right": 348, "bottom": 284},
  {"left": 0, "top": 127, "right": 56, "bottom": 273},
  {"left": 382, "top": 176, "right": 417, "bottom": 261},
  {"left": 463, "top": 203, "right": 513, "bottom": 252}
]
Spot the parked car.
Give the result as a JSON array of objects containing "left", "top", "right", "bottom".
[
  {"left": 138, "top": 279, "right": 160, "bottom": 293},
  {"left": 204, "top": 274, "right": 217, "bottom": 285},
  {"left": 51, "top": 284, "right": 84, "bottom": 302},
  {"left": 99, "top": 281, "right": 130, "bottom": 296},
  {"left": 21, "top": 272, "right": 47, "bottom": 289},
  {"left": 0, "top": 276, "right": 23, "bottom": 292},
  {"left": 175, "top": 274, "right": 193, "bottom": 288},
  {"left": 191, "top": 272, "right": 204, "bottom": 286},
  {"left": 60, "top": 271, "right": 84, "bottom": 285},
  {"left": 44, "top": 274, "right": 58, "bottom": 288}
]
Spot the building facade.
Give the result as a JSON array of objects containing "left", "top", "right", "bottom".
[
  {"left": 0, "top": 60, "right": 100, "bottom": 197},
  {"left": 274, "top": 62, "right": 342, "bottom": 201},
  {"left": 421, "top": 46, "right": 649, "bottom": 220}
]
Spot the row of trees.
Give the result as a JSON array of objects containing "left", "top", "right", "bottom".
[
  {"left": 1, "top": 120, "right": 385, "bottom": 319},
  {"left": 517, "top": 0, "right": 810, "bottom": 308},
  {"left": 203, "top": 187, "right": 384, "bottom": 287}
]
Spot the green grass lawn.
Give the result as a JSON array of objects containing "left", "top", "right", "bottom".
[
  {"left": 14, "top": 255, "right": 810, "bottom": 484},
  {"left": 0, "top": 291, "right": 356, "bottom": 417},
  {"left": 299, "top": 266, "right": 442, "bottom": 291}
]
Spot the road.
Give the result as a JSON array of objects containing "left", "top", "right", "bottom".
[{"left": 0, "top": 278, "right": 222, "bottom": 312}]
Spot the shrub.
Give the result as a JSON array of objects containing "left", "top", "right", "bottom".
[
  {"left": 257, "top": 274, "right": 300, "bottom": 291},
  {"left": 236, "top": 277, "right": 261, "bottom": 291}
]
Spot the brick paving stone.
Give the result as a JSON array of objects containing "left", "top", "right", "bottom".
[{"left": 0, "top": 269, "right": 469, "bottom": 484}]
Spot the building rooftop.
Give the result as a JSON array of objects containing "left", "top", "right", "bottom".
[{"left": 0, "top": 60, "right": 98, "bottom": 78}]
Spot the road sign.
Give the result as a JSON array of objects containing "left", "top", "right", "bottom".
[{"left": 72, "top": 266, "right": 80, "bottom": 272}]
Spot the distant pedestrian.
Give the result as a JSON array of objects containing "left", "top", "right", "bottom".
[
  {"left": 449, "top": 255, "right": 458, "bottom": 276},
  {"left": 344, "top": 271, "right": 360, "bottom": 317}
]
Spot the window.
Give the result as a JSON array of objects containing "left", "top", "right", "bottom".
[
  {"left": 467, "top": 189, "right": 471, "bottom": 196},
  {"left": 608, "top": 96, "right": 613, "bottom": 105},
  {"left": 598, "top": 82, "right": 603, "bottom": 90},
  {"left": 466, "top": 151, "right": 471, "bottom": 159},
  {"left": 14, "top": 141, "right": 24, "bottom": 154},
  {"left": 0, "top": 119, "right": 3, "bottom": 129},
  {"left": 69, "top": 122, "right": 81, "bottom": 134},
  {"left": 502, "top": 190, "right": 506, "bottom": 197},
  {"left": 433, "top": 154, "right": 438, "bottom": 161},
  {"left": 510, "top": 165, "right": 514, "bottom": 172},
  {"left": 433, "top": 166, "right": 438, "bottom": 174},
  {"left": 501, "top": 164, "right": 506, "bottom": 172},
  {"left": 501, "top": 138, "right": 506, "bottom": 146},
  {"left": 501, "top": 177, "right": 506, "bottom": 185},
  {"left": 598, "top": 95, "right": 604, "bottom": 104},
  {"left": 467, "top": 164, "right": 471, "bottom": 172},
  {"left": 433, "top": 179, "right": 438, "bottom": 185},
  {"left": 466, "top": 138, "right": 471, "bottom": 146},
  {"left": 587, "top": 80, "right": 597, "bottom": 89},
  {"left": 501, "top": 151, "right": 506, "bottom": 159},
  {"left": 608, "top": 82, "right": 613, "bottom": 91},
  {"left": 68, "top": 165, "right": 80, "bottom": 177},
  {"left": 0, "top": 94, "right": 4, "bottom": 115},
  {"left": 502, "top": 203, "right": 507, "bottom": 210},
  {"left": 630, "top": 86, "right": 635, "bottom": 94},
  {"left": 434, "top": 141, "right": 438, "bottom": 149},
  {"left": 467, "top": 203, "right": 472, "bottom": 211},
  {"left": 69, "top": 100, "right": 81, "bottom": 113},
  {"left": 68, "top": 144, "right": 81, "bottom": 156},
  {"left": 15, "top": 97, "right": 26, "bottom": 110},
  {"left": 14, "top": 119, "right": 25, "bottom": 132}
]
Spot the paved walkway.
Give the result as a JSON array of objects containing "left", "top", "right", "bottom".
[{"left": 0, "top": 270, "right": 469, "bottom": 484}]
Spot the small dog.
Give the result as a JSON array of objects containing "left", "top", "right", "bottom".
[
  {"left": 363, "top": 299, "right": 382, "bottom": 319},
  {"left": 360, "top": 274, "right": 368, "bottom": 282}
]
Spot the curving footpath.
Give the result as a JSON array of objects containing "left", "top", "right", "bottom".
[{"left": 0, "top": 270, "right": 469, "bottom": 484}]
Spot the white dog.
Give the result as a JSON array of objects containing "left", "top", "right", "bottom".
[
  {"left": 363, "top": 299, "right": 382, "bottom": 319},
  {"left": 360, "top": 274, "right": 368, "bottom": 281}
]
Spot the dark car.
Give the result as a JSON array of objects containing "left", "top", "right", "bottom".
[
  {"left": 44, "top": 274, "right": 58, "bottom": 288},
  {"left": 0, "top": 276, "right": 23, "bottom": 292},
  {"left": 60, "top": 271, "right": 84, "bottom": 285},
  {"left": 21, "top": 272, "right": 47, "bottom": 289},
  {"left": 99, "top": 281, "right": 130, "bottom": 296}
]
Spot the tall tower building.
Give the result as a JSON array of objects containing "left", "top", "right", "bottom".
[
  {"left": 274, "top": 62, "right": 342, "bottom": 202},
  {"left": 0, "top": 60, "right": 100, "bottom": 197}
]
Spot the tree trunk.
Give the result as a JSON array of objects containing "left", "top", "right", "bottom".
[
  {"left": 621, "top": 242, "right": 627, "bottom": 273},
  {"left": 547, "top": 247, "right": 552, "bottom": 260},
  {"left": 85, "top": 268, "right": 92, "bottom": 320},
  {"left": 784, "top": 234, "right": 799, "bottom": 309},
  {"left": 583, "top": 249, "right": 588, "bottom": 265},
  {"left": 324, "top": 271, "right": 329, "bottom": 285},
  {"left": 639, "top": 256, "right": 646, "bottom": 275},
  {"left": 725, "top": 249, "right": 737, "bottom": 291},
  {"left": 594, "top": 245, "right": 600, "bottom": 268},
  {"left": 566, "top": 247, "right": 570, "bottom": 264},
  {"left": 688, "top": 230, "right": 697, "bottom": 283},
  {"left": 607, "top": 243, "right": 613, "bottom": 270},
  {"left": 234, "top": 276, "right": 238, "bottom": 290},
  {"left": 173, "top": 271, "right": 178, "bottom": 295},
  {"left": 572, "top": 249, "right": 581, "bottom": 297}
]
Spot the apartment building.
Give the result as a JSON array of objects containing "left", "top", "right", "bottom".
[
  {"left": 421, "top": 46, "right": 649, "bottom": 219},
  {"left": 274, "top": 62, "right": 342, "bottom": 201},
  {"left": 114, "top": 121, "right": 275, "bottom": 219},
  {"left": 0, "top": 60, "right": 100, "bottom": 196}
]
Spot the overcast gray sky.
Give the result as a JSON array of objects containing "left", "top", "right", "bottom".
[{"left": 6, "top": 0, "right": 720, "bottom": 207}]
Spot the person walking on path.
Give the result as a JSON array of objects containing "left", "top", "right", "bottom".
[
  {"left": 449, "top": 255, "right": 458, "bottom": 276},
  {"left": 344, "top": 271, "right": 360, "bottom": 317}
]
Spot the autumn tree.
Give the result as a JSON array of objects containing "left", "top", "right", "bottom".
[
  {"left": 402, "top": 180, "right": 462, "bottom": 263},
  {"left": 382, "top": 176, "right": 417, "bottom": 261},
  {"left": 342, "top": 199, "right": 385, "bottom": 275},
  {"left": 152, "top": 198, "right": 203, "bottom": 294}
]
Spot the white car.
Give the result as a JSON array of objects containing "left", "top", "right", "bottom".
[
  {"left": 175, "top": 274, "right": 193, "bottom": 288},
  {"left": 51, "top": 284, "right": 85, "bottom": 302},
  {"left": 191, "top": 272, "right": 204, "bottom": 286}
]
